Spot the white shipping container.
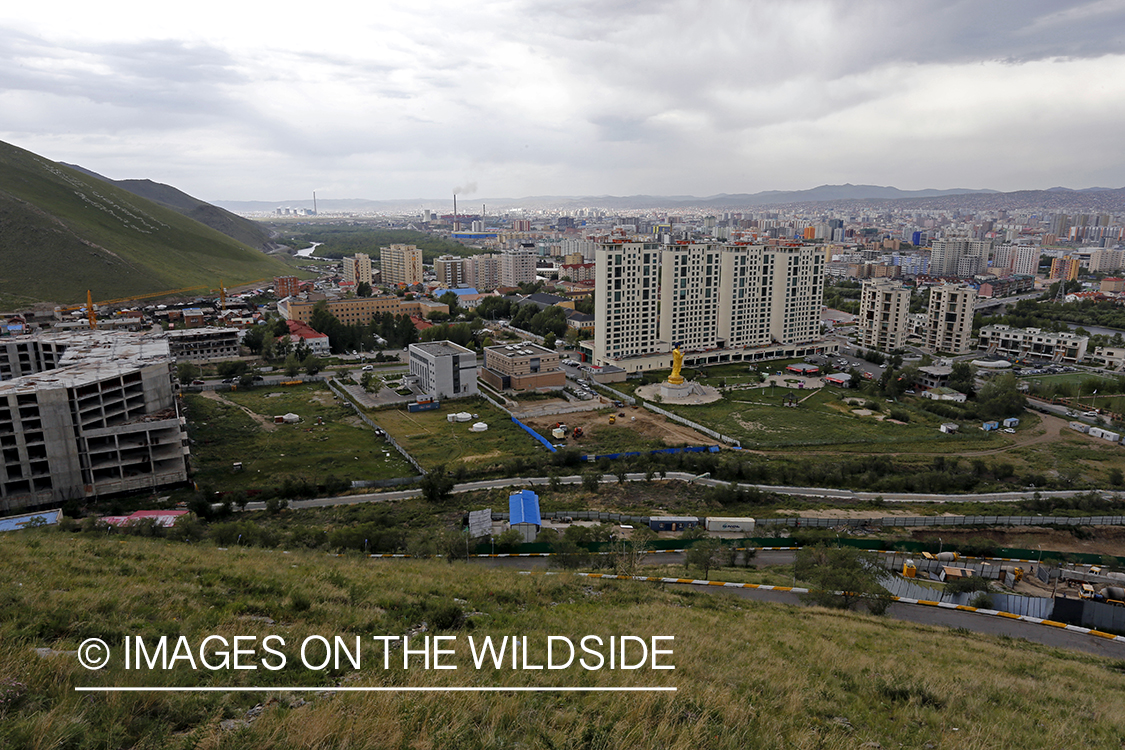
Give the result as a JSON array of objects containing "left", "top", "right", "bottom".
[
  {"left": 1102, "top": 431, "right": 1120, "bottom": 442},
  {"left": 705, "top": 516, "right": 756, "bottom": 534},
  {"left": 1069, "top": 421, "right": 1089, "bottom": 433},
  {"left": 1089, "top": 427, "right": 1106, "bottom": 439}
]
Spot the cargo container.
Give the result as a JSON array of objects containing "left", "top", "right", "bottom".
[
  {"left": 1002, "top": 417, "right": 1020, "bottom": 428},
  {"left": 648, "top": 516, "right": 700, "bottom": 532},
  {"left": 705, "top": 516, "right": 756, "bottom": 534},
  {"left": 1089, "top": 427, "right": 1106, "bottom": 439},
  {"left": 981, "top": 421, "right": 999, "bottom": 431},
  {"left": 1102, "top": 430, "right": 1120, "bottom": 442},
  {"left": 1069, "top": 421, "right": 1089, "bottom": 433}
]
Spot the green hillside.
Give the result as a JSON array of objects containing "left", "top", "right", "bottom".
[
  {"left": 0, "top": 140, "right": 292, "bottom": 308},
  {"left": 2, "top": 530, "right": 1123, "bottom": 749}
]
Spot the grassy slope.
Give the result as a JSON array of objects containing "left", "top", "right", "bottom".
[
  {"left": 2, "top": 532, "right": 1124, "bottom": 749},
  {"left": 0, "top": 140, "right": 291, "bottom": 306}
]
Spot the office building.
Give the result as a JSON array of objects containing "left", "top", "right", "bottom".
[
  {"left": 925, "top": 284, "right": 977, "bottom": 354},
  {"left": 381, "top": 245, "right": 423, "bottom": 286},
  {"left": 408, "top": 341, "right": 478, "bottom": 400},
  {"left": 274, "top": 276, "right": 301, "bottom": 298},
  {"left": 0, "top": 330, "right": 188, "bottom": 512},
  {"left": 343, "top": 253, "right": 373, "bottom": 286},
  {"left": 858, "top": 279, "right": 911, "bottom": 352},
  {"left": 480, "top": 343, "right": 564, "bottom": 392}
]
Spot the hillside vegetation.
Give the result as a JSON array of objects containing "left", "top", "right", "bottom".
[
  {"left": 2, "top": 530, "right": 1124, "bottom": 749},
  {"left": 0, "top": 140, "right": 291, "bottom": 307}
]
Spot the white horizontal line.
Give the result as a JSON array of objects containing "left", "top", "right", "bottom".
[{"left": 76, "top": 686, "right": 677, "bottom": 693}]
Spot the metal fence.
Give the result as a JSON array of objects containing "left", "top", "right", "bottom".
[
  {"left": 642, "top": 402, "right": 741, "bottom": 446},
  {"left": 589, "top": 383, "right": 636, "bottom": 406},
  {"left": 757, "top": 515, "right": 1125, "bottom": 529},
  {"left": 878, "top": 574, "right": 1055, "bottom": 619},
  {"left": 326, "top": 380, "right": 426, "bottom": 475},
  {"left": 350, "top": 476, "right": 423, "bottom": 490}
]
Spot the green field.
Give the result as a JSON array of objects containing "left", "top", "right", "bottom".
[
  {"left": 2, "top": 531, "right": 1124, "bottom": 749},
  {"left": 184, "top": 384, "right": 414, "bottom": 493},
  {"left": 366, "top": 398, "right": 550, "bottom": 471}
]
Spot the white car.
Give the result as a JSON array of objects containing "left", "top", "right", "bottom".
[
  {"left": 1002, "top": 428, "right": 1016, "bottom": 434},
  {"left": 1083, "top": 411, "right": 1098, "bottom": 418}
]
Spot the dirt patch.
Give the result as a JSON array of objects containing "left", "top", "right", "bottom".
[
  {"left": 907, "top": 526, "right": 1125, "bottom": 558},
  {"left": 457, "top": 450, "right": 504, "bottom": 463},
  {"left": 199, "top": 390, "right": 277, "bottom": 431},
  {"left": 523, "top": 407, "right": 713, "bottom": 447}
]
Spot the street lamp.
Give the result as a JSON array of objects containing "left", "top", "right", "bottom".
[{"left": 938, "top": 537, "right": 943, "bottom": 555}]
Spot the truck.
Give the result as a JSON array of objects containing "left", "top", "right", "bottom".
[{"left": 704, "top": 517, "right": 756, "bottom": 534}]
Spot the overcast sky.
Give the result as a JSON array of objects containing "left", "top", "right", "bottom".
[{"left": 2, "top": 0, "right": 1124, "bottom": 203}]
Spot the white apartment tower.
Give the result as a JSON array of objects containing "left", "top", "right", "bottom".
[
  {"left": 925, "top": 283, "right": 977, "bottom": 354},
  {"left": 594, "top": 241, "right": 825, "bottom": 369},
  {"left": 380, "top": 244, "right": 423, "bottom": 286},
  {"left": 594, "top": 242, "right": 665, "bottom": 365},
  {"left": 500, "top": 248, "right": 538, "bottom": 287},
  {"left": 343, "top": 253, "right": 373, "bottom": 286},
  {"left": 858, "top": 279, "right": 911, "bottom": 352}
]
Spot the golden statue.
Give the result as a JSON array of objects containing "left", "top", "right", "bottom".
[{"left": 668, "top": 347, "right": 685, "bottom": 385}]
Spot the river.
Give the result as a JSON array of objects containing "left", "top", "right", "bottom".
[{"left": 295, "top": 242, "right": 322, "bottom": 258}]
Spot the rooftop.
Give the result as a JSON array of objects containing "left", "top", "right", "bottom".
[{"left": 409, "top": 341, "right": 475, "bottom": 358}]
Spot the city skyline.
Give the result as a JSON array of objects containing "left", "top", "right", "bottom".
[{"left": 2, "top": 1, "right": 1124, "bottom": 203}]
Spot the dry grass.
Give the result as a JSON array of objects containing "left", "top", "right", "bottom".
[{"left": 2, "top": 530, "right": 1125, "bottom": 749}]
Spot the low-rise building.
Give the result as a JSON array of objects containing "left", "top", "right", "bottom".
[
  {"left": 283, "top": 320, "right": 331, "bottom": 356},
  {"left": 480, "top": 343, "right": 564, "bottom": 392},
  {"left": 165, "top": 327, "right": 241, "bottom": 362},
  {"left": 408, "top": 341, "right": 478, "bottom": 400},
  {"left": 977, "top": 325, "right": 1089, "bottom": 363}
]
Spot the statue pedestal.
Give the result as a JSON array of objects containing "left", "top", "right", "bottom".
[{"left": 661, "top": 381, "right": 693, "bottom": 400}]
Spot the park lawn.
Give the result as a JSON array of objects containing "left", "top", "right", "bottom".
[
  {"left": 184, "top": 385, "right": 414, "bottom": 492},
  {"left": 368, "top": 397, "right": 549, "bottom": 471},
  {"left": 658, "top": 387, "right": 982, "bottom": 450}
]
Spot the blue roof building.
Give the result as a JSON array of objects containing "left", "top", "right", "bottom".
[{"left": 509, "top": 490, "right": 541, "bottom": 542}]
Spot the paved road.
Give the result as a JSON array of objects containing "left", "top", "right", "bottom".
[{"left": 244, "top": 473, "right": 1117, "bottom": 513}]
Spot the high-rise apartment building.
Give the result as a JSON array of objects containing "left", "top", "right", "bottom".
[
  {"left": 342, "top": 253, "right": 373, "bottom": 286},
  {"left": 858, "top": 279, "right": 911, "bottom": 352},
  {"left": 594, "top": 240, "right": 826, "bottom": 370},
  {"left": 929, "top": 238, "right": 990, "bottom": 277},
  {"left": 925, "top": 284, "right": 977, "bottom": 354},
  {"left": 1049, "top": 255, "right": 1081, "bottom": 281},
  {"left": 274, "top": 276, "right": 301, "bottom": 298},
  {"left": 434, "top": 255, "right": 468, "bottom": 288},
  {"left": 466, "top": 254, "right": 502, "bottom": 291},
  {"left": 500, "top": 248, "right": 538, "bottom": 287},
  {"left": 380, "top": 244, "right": 423, "bottom": 286},
  {"left": 1087, "top": 249, "right": 1125, "bottom": 273}
]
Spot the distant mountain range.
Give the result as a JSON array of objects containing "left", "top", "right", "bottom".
[
  {"left": 0, "top": 140, "right": 292, "bottom": 308},
  {"left": 215, "top": 183, "right": 1125, "bottom": 214}
]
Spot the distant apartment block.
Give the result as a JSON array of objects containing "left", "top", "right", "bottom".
[
  {"left": 278, "top": 296, "right": 447, "bottom": 326},
  {"left": 164, "top": 328, "right": 241, "bottom": 363},
  {"left": 434, "top": 255, "right": 468, "bottom": 288},
  {"left": 976, "top": 275, "right": 1034, "bottom": 299},
  {"left": 978, "top": 324, "right": 1088, "bottom": 363},
  {"left": 408, "top": 341, "right": 478, "bottom": 400},
  {"left": 992, "top": 245, "right": 1042, "bottom": 276},
  {"left": 381, "top": 244, "right": 423, "bottom": 286},
  {"left": 0, "top": 330, "right": 188, "bottom": 512},
  {"left": 1088, "top": 249, "right": 1125, "bottom": 273},
  {"left": 858, "top": 279, "right": 910, "bottom": 352},
  {"left": 480, "top": 343, "right": 564, "bottom": 392},
  {"left": 466, "top": 254, "right": 502, "bottom": 291},
  {"left": 1050, "top": 255, "right": 1081, "bottom": 281},
  {"left": 274, "top": 276, "right": 301, "bottom": 298},
  {"left": 343, "top": 253, "right": 373, "bottom": 286},
  {"left": 930, "top": 238, "right": 990, "bottom": 277},
  {"left": 925, "top": 284, "right": 977, "bottom": 354}
]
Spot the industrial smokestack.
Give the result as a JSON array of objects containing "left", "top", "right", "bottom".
[
  {"left": 313, "top": 191, "right": 317, "bottom": 215},
  {"left": 453, "top": 193, "right": 458, "bottom": 231}
]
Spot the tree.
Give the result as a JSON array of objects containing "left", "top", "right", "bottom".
[
  {"left": 949, "top": 361, "right": 975, "bottom": 396},
  {"left": 356, "top": 281, "right": 372, "bottom": 297},
  {"left": 176, "top": 361, "right": 201, "bottom": 383},
  {"left": 283, "top": 354, "right": 301, "bottom": 378},
  {"left": 543, "top": 332, "right": 557, "bottom": 349},
  {"left": 793, "top": 544, "right": 891, "bottom": 614},
  {"left": 684, "top": 537, "right": 730, "bottom": 579},
  {"left": 420, "top": 465, "right": 455, "bottom": 503},
  {"left": 243, "top": 325, "right": 266, "bottom": 354},
  {"left": 303, "top": 355, "right": 322, "bottom": 376}
]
